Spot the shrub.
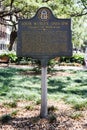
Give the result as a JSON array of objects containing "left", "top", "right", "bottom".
[
  {"left": 7, "top": 53, "right": 17, "bottom": 62},
  {"left": 0, "top": 53, "right": 17, "bottom": 63},
  {"left": 72, "top": 53, "right": 84, "bottom": 64},
  {"left": 31, "top": 59, "right": 57, "bottom": 73},
  {"left": 47, "top": 59, "right": 57, "bottom": 72},
  {"left": 16, "top": 57, "right": 32, "bottom": 65},
  {"left": 60, "top": 53, "right": 84, "bottom": 65}
]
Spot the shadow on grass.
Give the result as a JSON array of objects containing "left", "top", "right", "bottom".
[
  {"left": 48, "top": 77, "right": 87, "bottom": 98},
  {"left": 0, "top": 67, "right": 41, "bottom": 99},
  {"left": 66, "top": 89, "right": 87, "bottom": 98},
  {"left": 0, "top": 68, "right": 21, "bottom": 93},
  {"left": 0, "top": 67, "right": 87, "bottom": 101},
  {"left": 48, "top": 80, "right": 68, "bottom": 93},
  {"left": 0, "top": 68, "right": 18, "bottom": 96}
]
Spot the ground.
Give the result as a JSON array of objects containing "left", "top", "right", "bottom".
[
  {"left": 0, "top": 100, "right": 87, "bottom": 130},
  {"left": 0, "top": 64, "right": 87, "bottom": 130}
]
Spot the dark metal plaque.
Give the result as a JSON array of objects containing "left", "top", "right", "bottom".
[{"left": 17, "top": 7, "right": 72, "bottom": 62}]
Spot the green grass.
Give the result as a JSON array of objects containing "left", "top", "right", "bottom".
[
  {"left": 11, "top": 110, "right": 19, "bottom": 116},
  {"left": 3, "top": 101, "right": 17, "bottom": 108},
  {"left": 0, "top": 67, "right": 87, "bottom": 109},
  {"left": 25, "top": 105, "right": 34, "bottom": 111},
  {"left": 69, "top": 111, "right": 83, "bottom": 119}
]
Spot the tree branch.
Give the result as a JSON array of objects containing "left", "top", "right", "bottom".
[
  {"left": 81, "top": 0, "right": 87, "bottom": 9},
  {"left": 10, "top": 0, "right": 15, "bottom": 9},
  {"left": 70, "top": 7, "right": 87, "bottom": 17}
]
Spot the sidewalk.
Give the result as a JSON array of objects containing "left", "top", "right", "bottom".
[
  {"left": 54, "top": 65, "right": 87, "bottom": 70},
  {"left": 0, "top": 63, "right": 87, "bottom": 70}
]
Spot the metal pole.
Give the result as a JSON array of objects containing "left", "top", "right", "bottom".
[{"left": 40, "top": 66, "right": 48, "bottom": 118}]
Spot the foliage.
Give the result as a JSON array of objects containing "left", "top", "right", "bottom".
[
  {"left": 72, "top": 53, "right": 84, "bottom": 64},
  {"left": 72, "top": 16, "right": 87, "bottom": 48},
  {"left": 2, "top": 52, "right": 85, "bottom": 67},
  {"left": 47, "top": 59, "right": 57, "bottom": 72},
  {"left": 28, "top": 59, "right": 57, "bottom": 73},
  {"left": 60, "top": 53, "right": 84, "bottom": 65},
  {"left": 0, "top": 53, "right": 17, "bottom": 62},
  {"left": 8, "top": 53, "right": 17, "bottom": 62},
  {"left": 0, "top": 0, "right": 87, "bottom": 48},
  {"left": 1, "top": 52, "right": 85, "bottom": 66},
  {"left": 16, "top": 57, "right": 32, "bottom": 65}
]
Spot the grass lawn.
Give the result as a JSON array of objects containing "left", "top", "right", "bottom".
[
  {"left": 0, "top": 66, "right": 87, "bottom": 129},
  {"left": 0, "top": 66, "right": 87, "bottom": 110}
]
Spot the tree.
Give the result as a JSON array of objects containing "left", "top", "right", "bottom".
[
  {"left": 1, "top": 0, "right": 87, "bottom": 26},
  {"left": 0, "top": 0, "right": 41, "bottom": 28},
  {"left": 70, "top": 0, "right": 87, "bottom": 17},
  {"left": 0, "top": 0, "right": 87, "bottom": 50},
  {"left": 0, "top": 0, "right": 42, "bottom": 50},
  {"left": 72, "top": 15, "right": 87, "bottom": 49}
]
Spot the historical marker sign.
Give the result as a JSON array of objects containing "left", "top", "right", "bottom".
[
  {"left": 17, "top": 7, "right": 72, "bottom": 62},
  {"left": 17, "top": 7, "right": 72, "bottom": 118}
]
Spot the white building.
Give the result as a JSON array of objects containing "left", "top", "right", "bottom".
[
  {"left": 0, "top": 18, "right": 16, "bottom": 54},
  {"left": 0, "top": 18, "right": 10, "bottom": 54}
]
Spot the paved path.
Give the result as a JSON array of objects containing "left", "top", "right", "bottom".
[
  {"left": 54, "top": 65, "right": 87, "bottom": 70},
  {"left": 0, "top": 63, "right": 87, "bottom": 70}
]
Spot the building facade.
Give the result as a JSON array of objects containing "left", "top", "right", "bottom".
[{"left": 0, "top": 18, "right": 10, "bottom": 54}]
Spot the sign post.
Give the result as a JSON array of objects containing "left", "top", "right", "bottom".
[
  {"left": 17, "top": 7, "right": 72, "bottom": 118},
  {"left": 41, "top": 66, "right": 47, "bottom": 118},
  {"left": 40, "top": 59, "right": 48, "bottom": 118}
]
